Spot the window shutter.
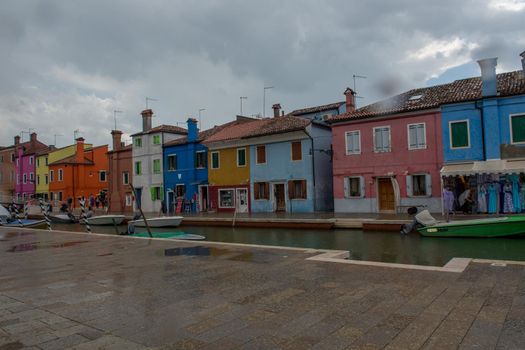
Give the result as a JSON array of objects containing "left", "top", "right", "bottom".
[
  {"left": 418, "top": 125, "right": 425, "bottom": 147},
  {"left": 150, "top": 187, "right": 156, "bottom": 201},
  {"left": 288, "top": 181, "right": 295, "bottom": 199},
  {"left": 264, "top": 183, "right": 269, "bottom": 199},
  {"left": 359, "top": 176, "right": 366, "bottom": 198},
  {"left": 194, "top": 153, "right": 198, "bottom": 168},
  {"left": 160, "top": 187, "right": 164, "bottom": 200},
  {"left": 511, "top": 116, "right": 525, "bottom": 143},
  {"left": 355, "top": 133, "right": 360, "bottom": 153},
  {"left": 301, "top": 180, "right": 307, "bottom": 199},
  {"left": 406, "top": 175, "right": 413, "bottom": 197},
  {"left": 425, "top": 174, "right": 432, "bottom": 197},
  {"left": 343, "top": 178, "right": 349, "bottom": 198},
  {"left": 409, "top": 125, "right": 417, "bottom": 148},
  {"left": 254, "top": 183, "right": 260, "bottom": 200}
]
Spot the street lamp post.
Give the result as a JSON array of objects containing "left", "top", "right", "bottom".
[
  {"left": 240, "top": 97, "right": 247, "bottom": 116},
  {"left": 263, "top": 86, "right": 274, "bottom": 117}
]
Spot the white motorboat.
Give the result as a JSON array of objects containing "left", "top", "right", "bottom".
[
  {"left": 86, "top": 215, "right": 125, "bottom": 226},
  {"left": 128, "top": 216, "right": 183, "bottom": 228},
  {"left": 49, "top": 213, "right": 77, "bottom": 224}
]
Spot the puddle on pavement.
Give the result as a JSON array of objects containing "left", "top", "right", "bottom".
[
  {"left": 7, "top": 240, "right": 89, "bottom": 252},
  {"left": 0, "top": 231, "right": 35, "bottom": 241},
  {"left": 163, "top": 246, "right": 271, "bottom": 263}
]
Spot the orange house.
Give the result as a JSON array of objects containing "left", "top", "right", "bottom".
[{"left": 48, "top": 138, "right": 109, "bottom": 207}]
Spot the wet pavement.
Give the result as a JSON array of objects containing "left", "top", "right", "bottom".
[{"left": 1, "top": 228, "right": 525, "bottom": 349}]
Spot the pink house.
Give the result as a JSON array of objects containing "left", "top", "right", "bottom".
[
  {"left": 329, "top": 86, "right": 446, "bottom": 213},
  {"left": 15, "top": 133, "right": 47, "bottom": 201}
]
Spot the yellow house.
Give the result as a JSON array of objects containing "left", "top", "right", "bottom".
[
  {"left": 204, "top": 118, "right": 261, "bottom": 213},
  {"left": 36, "top": 143, "right": 92, "bottom": 200}
]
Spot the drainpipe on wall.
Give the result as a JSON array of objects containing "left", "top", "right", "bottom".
[
  {"left": 474, "top": 100, "right": 486, "bottom": 160},
  {"left": 303, "top": 130, "right": 316, "bottom": 211}
]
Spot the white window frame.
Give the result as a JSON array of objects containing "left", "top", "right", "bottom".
[
  {"left": 50, "top": 170, "right": 54, "bottom": 182},
  {"left": 29, "top": 173, "right": 34, "bottom": 182},
  {"left": 99, "top": 170, "right": 107, "bottom": 182},
  {"left": 29, "top": 156, "right": 33, "bottom": 165},
  {"left": 167, "top": 154, "right": 177, "bottom": 171},
  {"left": 373, "top": 126, "right": 391, "bottom": 153},
  {"left": 58, "top": 168, "right": 63, "bottom": 182},
  {"left": 23, "top": 174, "right": 27, "bottom": 184},
  {"left": 211, "top": 151, "right": 220, "bottom": 169},
  {"left": 255, "top": 145, "right": 267, "bottom": 165},
  {"left": 237, "top": 148, "right": 247, "bottom": 167},
  {"left": 345, "top": 130, "right": 361, "bottom": 155},
  {"left": 195, "top": 150, "right": 206, "bottom": 169},
  {"left": 406, "top": 173, "right": 432, "bottom": 197},
  {"left": 407, "top": 122, "right": 427, "bottom": 150},
  {"left": 218, "top": 188, "right": 235, "bottom": 208},
  {"left": 344, "top": 176, "right": 365, "bottom": 198},
  {"left": 449, "top": 119, "right": 471, "bottom": 149},
  {"left": 125, "top": 194, "right": 132, "bottom": 206},
  {"left": 509, "top": 113, "right": 525, "bottom": 145}
]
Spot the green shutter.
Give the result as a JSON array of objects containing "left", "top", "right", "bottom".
[
  {"left": 451, "top": 122, "right": 469, "bottom": 148},
  {"left": 511, "top": 115, "right": 525, "bottom": 143},
  {"left": 160, "top": 186, "right": 164, "bottom": 200},
  {"left": 150, "top": 187, "right": 156, "bottom": 201}
]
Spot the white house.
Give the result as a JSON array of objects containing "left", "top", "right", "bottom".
[{"left": 131, "top": 109, "right": 187, "bottom": 213}]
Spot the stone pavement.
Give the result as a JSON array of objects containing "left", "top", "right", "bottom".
[{"left": 0, "top": 228, "right": 524, "bottom": 349}]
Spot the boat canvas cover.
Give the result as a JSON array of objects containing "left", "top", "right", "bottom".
[
  {"left": 441, "top": 160, "right": 525, "bottom": 176},
  {"left": 0, "top": 205, "right": 10, "bottom": 218},
  {"left": 415, "top": 210, "right": 438, "bottom": 226}
]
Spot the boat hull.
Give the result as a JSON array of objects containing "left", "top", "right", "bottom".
[
  {"left": 49, "top": 214, "right": 76, "bottom": 224},
  {"left": 417, "top": 216, "right": 525, "bottom": 238},
  {"left": 86, "top": 215, "right": 125, "bottom": 226},
  {"left": 1, "top": 219, "right": 47, "bottom": 229},
  {"left": 129, "top": 216, "right": 183, "bottom": 228},
  {"left": 131, "top": 232, "right": 205, "bottom": 240}
]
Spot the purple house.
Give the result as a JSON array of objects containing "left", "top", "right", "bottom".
[{"left": 15, "top": 133, "right": 47, "bottom": 201}]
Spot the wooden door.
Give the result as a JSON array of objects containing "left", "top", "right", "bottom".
[
  {"left": 378, "top": 178, "right": 395, "bottom": 212},
  {"left": 274, "top": 184, "right": 285, "bottom": 212}
]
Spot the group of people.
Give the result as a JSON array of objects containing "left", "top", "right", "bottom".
[{"left": 443, "top": 174, "right": 525, "bottom": 218}]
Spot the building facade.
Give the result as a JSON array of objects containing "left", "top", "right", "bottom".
[
  {"left": 15, "top": 133, "right": 48, "bottom": 201},
  {"left": 248, "top": 114, "right": 333, "bottom": 213},
  {"left": 107, "top": 130, "right": 133, "bottom": 213},
  {"left": 131, "top": 109, "right": 187, "bottom": 213},
  {"left": 48, "top": 138, "right": 108, "bottom": 206},
  {"left": 440, "top": 55, "right": 525, "bottom": 214},
  {"left": 0, "top": 139, "right": 17, "bottom": 201},
  {"left": 330, "top": 87, "right": 445, "bottom": 213}
]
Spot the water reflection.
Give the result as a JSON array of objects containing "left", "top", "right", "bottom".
[{"left": 50, "top": 223, "right": 525, "bottom": 266}]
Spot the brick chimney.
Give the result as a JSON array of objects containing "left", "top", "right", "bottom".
[
  {"left": 111, "top": 130, "right": 123, "bottom": 151},
  {"left": 141, "top": 109, "right": 153, "bottom": 132},
  {"left": 272, "top": 103, "right": 281, "bottom": 118},
  {"left": 477, "top": 57, "right": 498, "bottom": 97},
  {"left": 187, "top": 118, "right": 198, "bottom": 142},
  {"left": 76, "top": 137, "right": 85, "bottom": 162},
  {"left": 344, "top": 88, "right": 356, "bottom": 113},
  {"left": 14, "top": 135, "right": 20, "bottom": 145}
]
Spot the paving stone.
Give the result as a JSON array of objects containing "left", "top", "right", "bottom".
[{"left": 38, "top": 334, "right": 90, "bottom": 350}]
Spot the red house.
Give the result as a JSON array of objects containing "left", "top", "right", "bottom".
[
  {"left": 329, "top": 86, "right": 445, "bottom": 213},
  {"left": 107, "top": 130, "right": 133, "bottom": 213}
]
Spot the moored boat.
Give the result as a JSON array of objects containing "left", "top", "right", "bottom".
[
  {"left": 86, "top": 215, "right": 125, "bottom": 226},
  {"left": 415, "top": 210, "right": 525, "bottom": 238},
  {"left": 0, "top": 205, "right": 47, "bottom": 229},
  {"left": 131, "top": 231, "right": 205, "bottom": 240},
  {"left": 128, "top": 216, "right": 183, "bottom": 228},
  {"left": 49, "top": 213, "right": 77, "bottom": 224}
]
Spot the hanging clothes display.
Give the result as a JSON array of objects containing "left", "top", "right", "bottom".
[
  {"left": 510, "top": 174, "right": 521, "bottom": 212},
  {"left": 478, "top": 185, "right": 487, "bottom": 213},
  {"left": 520, "top": 185, "right": 525, "bottom": 213},
  {"left": 503, "top": 182, "right": 514, "bottom": 213},
  {"left": 488, "top": 183, "right": 498, "bottom": 214}
]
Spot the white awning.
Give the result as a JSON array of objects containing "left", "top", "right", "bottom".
[{"left": 441, "top": 160, "right": 525, "bottom": 176}]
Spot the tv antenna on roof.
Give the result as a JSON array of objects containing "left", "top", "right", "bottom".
[
  {"left": 73, "top": 129, "right": 83, "bottom": 141},
  {"left": 113, "top": 110, "right": 123, "bottom": 130},
  {"left": 145, "top": 97, "right": 158, "bottom": 109},
  {"left": 54, "top": 134, "right": 63, "bottom": 147},
  {"left": 353, "top": 74, "right": 367, "bottom": 108}
]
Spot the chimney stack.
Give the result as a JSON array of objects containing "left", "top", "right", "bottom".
[
  {"left": 520, "top": 50, "right": 525, "bottom": 76},
  {"left": 272, "top": 103, "right": 281, "bottom": 118},
  {"left": 141, "top": 109, "right": 153, "bottom": 132},
  {"left": 477, "top": 57, "right": 498, "bottom": 97},
  {"left": 111, "top": 130, "right": 123, "bottom": 151},
  {"left": 76, "top": 137, "right": 85, "bottom": 163},
  {"left": 344, "top": 88, "right": 356, "bottom": 113},
  {"left": 187, "top": 118, "right": 198, "bottom": 142},
  {"left": 14, "top": 135, "right": 20, "bottom": 145}
]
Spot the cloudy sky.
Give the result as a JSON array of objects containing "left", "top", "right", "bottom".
[{"left": 1, "top": 0, "right": 524, "bottom": 149}]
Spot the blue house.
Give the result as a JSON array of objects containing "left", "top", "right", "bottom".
[
  {"left": 163, "top": 118, "right": 209, "bottom": 213},
  {"left": 440, "top": 53, "right": 525, "bottom": 214},
  {"left": 247, "top": 111, "right": 333, "bottom": 213},
  {"left": 288, "top": 88, "right": 353, "bottom": 122}
]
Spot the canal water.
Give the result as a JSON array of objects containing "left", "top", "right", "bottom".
[{"left": 52, "top": 224, "right": 525, "bottom": 267}]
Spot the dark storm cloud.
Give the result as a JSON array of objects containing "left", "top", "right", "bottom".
[{"left": 0, "top": 0, "right": 524, "bottom": 147}]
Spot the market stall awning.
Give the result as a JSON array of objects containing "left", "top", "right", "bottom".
[{"left": 441, "top": 160, "right": 525, "bottom": 176}]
